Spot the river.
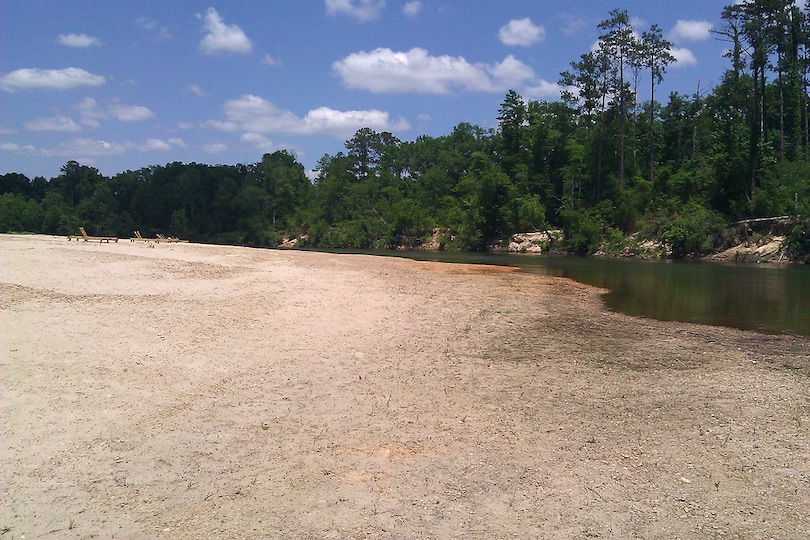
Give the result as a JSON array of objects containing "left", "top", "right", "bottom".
[{"left": 324, "top": 250, "right": 810, "bottom": 337}]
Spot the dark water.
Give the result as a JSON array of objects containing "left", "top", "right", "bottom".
[{"left": 320, "top": 249, "right": 810, "bottom": 337}]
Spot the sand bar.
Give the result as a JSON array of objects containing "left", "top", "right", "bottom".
[{"left": 1, "top": 234, "right": 808, "bottom": 539}]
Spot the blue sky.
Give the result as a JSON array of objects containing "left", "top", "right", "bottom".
[{"left": 1, "top": 1, "right": 734, "bottom": 180}]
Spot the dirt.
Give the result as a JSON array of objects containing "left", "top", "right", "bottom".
[{"left": 1, "top": 234, "right": 808, "bottom": 539}]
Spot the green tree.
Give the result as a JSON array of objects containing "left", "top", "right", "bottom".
[
  {"left": 456, "top": 152, "right": 515, "bottom": 250},
  {"left": 640, "top": 24, "right": 676, "bottom": 184},
  {"left": 598, "top": 9, "right": 638, "bottom": 190}
]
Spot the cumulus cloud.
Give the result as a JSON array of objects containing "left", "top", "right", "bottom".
[
  {"left": 0, "top": 68, "right": 105, "bottom": 92},
  {"left": 524, "top": 80, "right": 565, "bottom": 100},
  {"left": 669, "top": 20, "right": 712, "bottom": 42},
  {"left": 25, "top": 116, "right": 83, "bottom": 132},
  {"left": 57, "top": 33, "right": 102, "bottom": 47},
  {"left": 325, "top": 0, "right": 386, "bottom": 22},
  {"left": 498, "top": 18, "right": 545, "bottom": 46},
  {"left": 262, "top": 54, "right": 280, "bottom": 66},
  {"left": 240, "top": 132, "right": 277, "bottom": 153},
  {"left": 671, "top": 47, "right": 698, "bottom": 68},
  {"left": 1, "top": 137, "right": 178, "bottom": 158},
  {"left": 109, "top": 104, "right": 154, "bottom": 122},
  {"left": 198, "top": 7, "right": 253, "bottom": 55},
  {"left": 333, "top": 47, "right": 536, "bottom": 94},
  {"left": 189, "top": 84, "right": 208, "bottom": 97},
  {"left": 204, "top": 119, "right": 239, "bottom": 131},
  {"left": 630, "top": 16, "right": 647, "bottom": 29},
  {"left": 75, "top": 97, "right": 106, "bottom": 127},
  {"left": 213, "top": 94, "right": 409, "bottom": 139},
  {"left": 403, "top": 1, "right": 422, "bottom": 18},
  {"left": 74, "top": 97, "right": 154, "bottom": 126},
  {"left": 204, "top": 143, "right": 229, "bottom": 154},
  {"left": 136, "top": 17, "right": 172, "bottom": 41},
  {"left": 1, "top": 143, "right": 27, "bottom": 152},
  {"left": 302, "top": 106, "right": 409, "bottom": 137},
  {"left": 143, "top": 139, "right": 172, "bottom": 151},
  {"left": 560, "top": 15, "right": 587, "bottom": 37}
]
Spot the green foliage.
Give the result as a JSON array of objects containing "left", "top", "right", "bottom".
[
  {"left": 659, "top": 203, "right": 725, "bottom": 258},
  {"left": 456, "top": 152, "right": 515, "bottom": 250},
  {"left": 783, "top": 221, "right": 810, "bottom": 263},
  {"left": 560, "top": 208, "right": 604, "bottom": 255},
  {"left": 0, "top": 193, "right": 43, "bottom": 233},
  {"left": 751, "top": 160, "right": 810, "bottom": 217}
]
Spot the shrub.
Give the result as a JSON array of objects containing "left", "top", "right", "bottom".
[
  {"left": 560, "top": 209, "right": 603, "bottom": 255},
  {"left": 659, "top": 203, "right": 725, "bottom": 258},
  {"left": 783, "top": 221, "right": 810, "bottom": 263}
]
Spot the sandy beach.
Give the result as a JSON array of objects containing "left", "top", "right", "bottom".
[{"left": 1, "top": 233, "right": 808, "bottom": 539}]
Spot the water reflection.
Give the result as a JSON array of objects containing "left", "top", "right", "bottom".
[{"left": 319, "top": 249, "right": 810, "bottom": 337}]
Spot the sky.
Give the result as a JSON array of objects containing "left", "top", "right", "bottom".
[{"left": 1, "top": 1, "right": 737, "bottom": 180}]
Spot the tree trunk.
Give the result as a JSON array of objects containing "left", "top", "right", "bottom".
[{"left": 649, "top": 71, "right": 655, "bottom": 184}]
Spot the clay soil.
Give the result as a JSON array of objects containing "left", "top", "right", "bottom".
[{"left": 2, "top": 234, "right": 808, "bottom": 539}]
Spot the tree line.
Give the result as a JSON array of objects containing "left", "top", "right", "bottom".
[{"left": 1, "top": 2, "right": 809, "bottom": 261}]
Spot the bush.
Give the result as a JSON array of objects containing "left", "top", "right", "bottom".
[
  {"left": 659, "top": 203, "right": 725, "bottom": 258},
  {"left": 0, "top": 193, "right": 44, "bottom": 233},
  {"left": 560, "top": 208, "right": 603, "bottom": 255},
  {"left": 783, "top": 221, "right": 810, "bottom": 263}
]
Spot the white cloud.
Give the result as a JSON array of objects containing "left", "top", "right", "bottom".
[
  {"left": 560, "top": 15, "right": 586, "bottom": 37},
  {"left": 671, "top": 47, "right": 698, "bottom": 68},
  {"left": 333, "top": 47, "right": 536, "bottom": 94},
  {"left": 524, "top": 80, "right": 565, "bottom": 100},
  {"left": 240, "top": 132, "right": 277, "bottom": 152},
  {"left": 204, "top": 119, "right": 240, "bottom": 132},
  {"left": 57, "top": 33, "right": 102, "bottom": 48},
  {"left": 630, "top": 17, "right": 647, "bottom": 29},
  {"left": 198, "top": 7, "right": 253, "bottom": 55},
  {"left": 498, "top": 18, "right": 545, "bottom": 46},
  {"left": 74, "top": 98, "right": 154, "bottom": 125},
  {"left": 4, "top": 137, "right": 183, "bottom": 158},
  {"left": 168, "top": 137, "right": 186, "bottom": 147},
  {"left": 262, "top": 54, "right": 279, "bottom": 66},
  {"left": 25, "top": 116, "right": 83, "bottom": 132},
  {"left": 75, "top": 97, "right": 106, "bottom": 127},
  {"left": 215, "top": 94, "right": 409, "bottom": 139},
  {"left": 44, "top": 138, "right": 129, "bottom": 157},
  {"left": 189, "top": 84, "right": 207, "bottom": 97},
  {"left": 0, "top": 68, "right": 105, "bottom": 92},
  {"left": 109, "top": 104, "right": 154, "bottom": 122},
  {"left": 136, "top": 17, "right": 172, "bottom": 41},
  {"left": 669, "top": 20, "right": 713, "bottom": 42},
  {"left": 302, "top": 106, "right": 409, "bottom": 137},
  {"left": 403, "top": 1, "right": 422, "bottom": 17},
  {"left": 143, "top": 139, "right": 172, "bottom": 151},
  {"left": 136, "top": 17, "right": 158, "bottom": 30},
  {"left": 325, "top": 0, "right": 386, "bottom": 22},
  {"left": 204, "top": 143, "right": 229, "bottom": 154}
]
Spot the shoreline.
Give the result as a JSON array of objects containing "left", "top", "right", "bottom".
[{"left": 2, "top": 234, "right": 808, "bottom": 538}]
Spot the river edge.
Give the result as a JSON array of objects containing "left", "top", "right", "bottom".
[{"left": 280, "top": 224, "right": 802, "bottom": 265}]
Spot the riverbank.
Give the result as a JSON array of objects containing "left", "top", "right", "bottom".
[
  {"left": 2, "top": 234, "right": 808, "bottom": 539},
  {"left": 496, "top": 229, "right": 795, "bottom": 263}
]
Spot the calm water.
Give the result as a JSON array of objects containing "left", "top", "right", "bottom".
[{"left": 323, "top": 250, "right": 810, "bottom": 337}]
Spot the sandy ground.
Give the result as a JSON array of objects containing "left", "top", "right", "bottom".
[{"left": 1, "top": 234, "right": 808, "bottom": 539}]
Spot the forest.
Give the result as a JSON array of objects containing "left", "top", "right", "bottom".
[{"left": 1, "top": 3, "right": 809, "bottom": 261}]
